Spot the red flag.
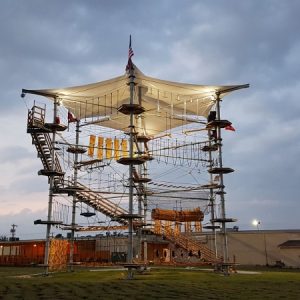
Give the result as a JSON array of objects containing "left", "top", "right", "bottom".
[
  {"left": 225, "top": 125, "right": 236, "bottom": 131},
  {"left": 68, "top": 111, "right": 78, "bottom": 123},
  {"left": 126, "top": 35, "right": 134, "bottom": 71}
]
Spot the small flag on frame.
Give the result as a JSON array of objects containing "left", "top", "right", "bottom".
[
  {"left": 68, "top": 111, "right": 78, "bottom": 123},
  {"left": 225, "top": 124, "right": 236, "bottom": 131}
]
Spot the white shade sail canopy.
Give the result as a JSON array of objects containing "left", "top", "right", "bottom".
[{"left": 22, "top": 65, "right": 249, "bottom": 136}]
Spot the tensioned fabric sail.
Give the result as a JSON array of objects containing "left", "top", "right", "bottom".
[{"left": 22, "top": 65, "right": 249, "bottom": 136}]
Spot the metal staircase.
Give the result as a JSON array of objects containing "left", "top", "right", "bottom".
[
  {"left": 27, "top": 105, "right": 128, "bottom": 224},
  {"left": 27, "top": 106, "right": 65, "bottom": 186},
  {"left": 59, "top": 180, "right": 128, "bottom": 225},
  {"left": 164, "top": 230, "right": 221, "bottom": 263}
]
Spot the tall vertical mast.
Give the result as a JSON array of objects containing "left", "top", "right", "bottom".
[
  {"left": 10, "top": 224, "right": 17, "bottom": 240},
  {"left": 117, "top": 35, "right": 146, "bottom": 279},
  {"left": 207, "top": 129, "right": 218, "bottom": 259},
  {"left": 215, "top": 93, "right": 229, "bottom": 267},
  {"left": 128, "top": 64, "right": 135, "bottom": 265},
  {"left": 44, "top": 97, "right": 58, "bottom": 275},
  {"left": 69, "top": 119, "right": 80, "bottom": 271}
]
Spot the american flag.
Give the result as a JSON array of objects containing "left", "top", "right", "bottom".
[
  {"left": 128, "top": 40, "right": 134, "bottom": 59},
  {"left": 68, "top": 111, "right": 77, "bottom": 123},
  {"left": 128, "top": 47, "right": 134, "bottom": 59},
  {"left": 126, "top": 35, "right": 134, "bottom": 71}
]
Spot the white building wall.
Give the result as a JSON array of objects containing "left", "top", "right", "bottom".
[{"left": 224, "top": 230, "right": 300, "bottom": 267}]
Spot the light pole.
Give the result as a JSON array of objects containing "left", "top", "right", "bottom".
[
  {"left": 252, "top": 219, "right": 260, "bottom": 230},
  {"left": 252, "top": 219, "right": 268, "bottom": 266}
]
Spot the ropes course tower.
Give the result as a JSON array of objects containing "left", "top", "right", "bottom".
[{"left": 22, "top": 45, "right": 249, "bottom": 276}]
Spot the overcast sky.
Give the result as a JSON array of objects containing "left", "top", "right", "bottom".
[{"left": 0, "top": 0, "right": 299, "bottom": 239}]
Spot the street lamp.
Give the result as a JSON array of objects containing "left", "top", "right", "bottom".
[
  {"left": 252, "top": 219, "right": 268, "bottom": 266},
  {"left": 252, "top": 219, "right": 260, "bottom": 230}
]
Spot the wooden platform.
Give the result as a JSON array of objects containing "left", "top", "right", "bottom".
[
  {"left": 27, "top": 127, "right": 51, "bottom": 134},
  {"left": 133, "top": 177, "right": 152, "bottom": 183},
  {"left": 44, "top": 123, "right": 68, "bottom": 132},
  {"left": 208, "top": 167, "right": 234, "bottom": 174},
  {"left": 211, "top": 218, "right": 237, "bottom": 223},
  {"left": 203, "top": 225, "right": 221, "bottom": 230},
  {"left": 206, "top": 119, "right": 232, "bottom": 129},
  {"left": 118, "top": 104, "right": 145, "bottom": 115},
  {"left": 117, "top": 157, "right": 145, "bottom": 165},
  {"left": 201, "top": 144, "right": 218, "bottom": 152},
  {"left": 136, "top": 135, "right": 152, "bottom": 143},
  {"left": 66, "top": 146, "right": 87, "bottom": 154},
  {"left": 38, "top": 169, "right": 65, "bottom": 177},
  {"left": 34, "top": 219, "right": 63, "bottom": 225},
  {"left": 118, "top": 214, "right": 143, "bottom": 219}
]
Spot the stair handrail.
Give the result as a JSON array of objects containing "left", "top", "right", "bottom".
[
  {"left": 62, "top": 179, "right": 128, "bottom": 223},
  {"left": 161, "top": 225, "right": 220, "bottom": 262}
]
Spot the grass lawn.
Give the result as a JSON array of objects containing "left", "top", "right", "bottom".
[{"left": 0, "top": 266, "right": 299, "bottom": 299}]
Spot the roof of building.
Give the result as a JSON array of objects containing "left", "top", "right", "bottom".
[{"left": 278, "top": 240, "right": 300, "bottom": 248}]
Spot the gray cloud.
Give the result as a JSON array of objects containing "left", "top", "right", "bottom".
[
  {"left": 0, "top": 208, "right": 48, "bottom": 239},
  {"left": 0, "top": 146, "right": 33, "bottom": 162},
  {"left": 8, "top": 176, "right": 48, "bottom": 194},
  {"left": 0, "top": 0, "right": 299, "bottom": 234}
]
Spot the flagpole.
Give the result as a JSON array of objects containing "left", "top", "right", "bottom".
[{"left": 127, "top": 34, "right": 134, "bottom": 279}]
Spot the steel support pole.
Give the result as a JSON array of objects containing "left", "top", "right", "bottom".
[
  {"left": 263, "top": 232, "right": 269, "bottom": 266},
  {"left": 44, "top": 97, "right": 58, "bottom": 275},
  {"left": 127, "top": 68, "right": 135, "bottom": 278},
  {"left": 215, "top": 94, "right": 229, "bottom": 272},
  {"left": 137, "top": 185, "right": 142, "bottom": 260},
  {"left": 207, "top": 130, "right": 218, "bottom": 261},
  {"left": 69, "top": 120, "right": 80, "bottom": 271}
]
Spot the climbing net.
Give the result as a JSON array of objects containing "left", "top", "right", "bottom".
[{"left": 25, "top": 95, "right": 222, "bottom": 233}]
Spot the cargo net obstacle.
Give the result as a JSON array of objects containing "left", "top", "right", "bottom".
[{"left": 48, "top": 239, "right": 69, "bottom": 272}]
